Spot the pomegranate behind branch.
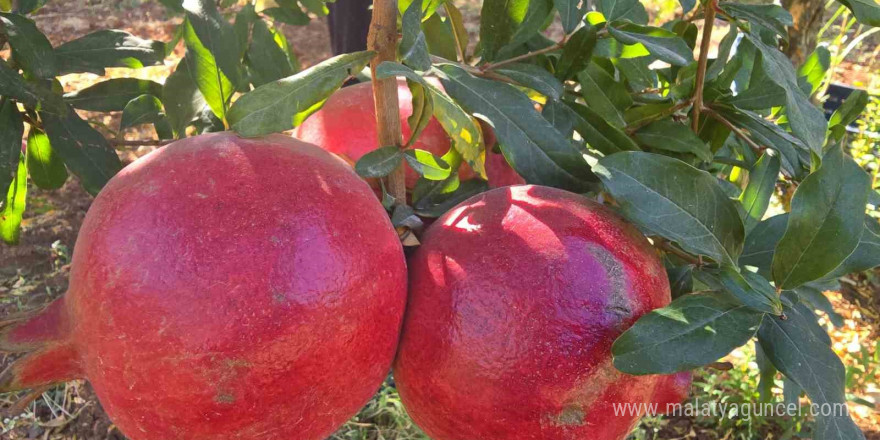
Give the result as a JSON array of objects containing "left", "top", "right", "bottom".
[{"left": 0, "top": 132, "right": 408, "bottom": 440}]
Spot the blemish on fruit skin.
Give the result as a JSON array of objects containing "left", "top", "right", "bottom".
[
  {"left": 552, "top": 405, "right": 586, "bottom": 426},
  {"left": 214, "top": 392, "right": 236, "bottom": 404}
]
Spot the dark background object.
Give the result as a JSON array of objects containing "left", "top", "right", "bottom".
[{"left": 327, "top": 0, "right": 373, "bottom": 55}]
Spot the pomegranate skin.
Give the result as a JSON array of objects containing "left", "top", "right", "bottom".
[
  {"left": 13, "top": 133, "right": 408, "bottom": 440},
  {"left": 394, "top": 185, "right": 673, "bottom": 440}
]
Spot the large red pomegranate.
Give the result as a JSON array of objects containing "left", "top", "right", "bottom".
[
  {"left": 394, "top": 185, "right": 686, "bottom": 440},
  {"left": 293, "top": 80, "right": 524, "bottom": 189},
  {"left": 0, "top": 132, "right": 408, "bottom": 440}
]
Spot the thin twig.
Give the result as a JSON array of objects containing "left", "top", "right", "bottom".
[
  {"left": 111, "top": 138, "right": 176, "bottom": 148},
  {"left": 692, "top": 0, "right": 718, "bottom": 132},
  {"left": 625, "top": 99, "right": 694, "bottom": 135},
  {"left": 654, "top": 238, "right": 702, "bottom": 266},
  {"left": 480, "top": 40, "right": 565, "bottom": 72},
  {"left": 702, "top": 107, "right": 766, "bottom": 154}
]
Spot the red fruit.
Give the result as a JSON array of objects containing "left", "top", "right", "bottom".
[
  {"left": 651, "top": 372, "right": 692, "bottom": 415},
  {"left": 0, "top": 132, "right": 408, "bottom": 440},
  {"left": 394, "top": 185, "right": 680, "bottom": 440},
  {"left": 294, "top": 80, "right": 523, "bottom": 189}
]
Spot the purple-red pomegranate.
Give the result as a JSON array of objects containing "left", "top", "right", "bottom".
[
  {"left": 294, "top": 80, "right": 524, "bottom": 189},
  {"left": 394, "top": 185, "right": 687, "bottom": 440},
  {"left": 0, "top": 132, "right": 408, "bottom": 440}
]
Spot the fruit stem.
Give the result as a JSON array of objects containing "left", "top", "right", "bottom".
[{"left": 367, "top": 0, "right": 406, "bottom": 204}]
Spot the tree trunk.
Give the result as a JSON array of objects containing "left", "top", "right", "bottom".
[{"left": 782, "top": 0, "right": 826, "bottom": 66}]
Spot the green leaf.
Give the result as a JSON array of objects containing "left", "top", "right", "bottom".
[
  {"left": 182, "top": 18, "right": 234, "bottom": 120},
  {"left": 772, "top": 145, "right": 871, "bottom": 289},
  {"left": 406, "top": 79, "right": 434, "bottom": 148},
  {"left": 261, "top": 6, "right": 310, "bottom": 25},
  {"left": 554, "top": 0, "right": 584, "bottom": 33},
  {"left": 740, "top": 213, "right": 787, "bottom": 277},
  {"left": 355, "top": 146, "right": 403, "bottom": 178},
  {"left": 607, "top": 22, "right": 694, "bottom": 66},
  {"left": 0, "top": 99, "right": 24, "bottom": 199},
  {"left": 822, "top": 217, "right": 880, "bottom": 279},
  {"left": 438, "top": 64, "right": 593, "bottom": 192},
  {"left": 298, "top": 0, "right": 328, "bottom": 16},
  {"left": 828, "top": 90, "right": 868, "bottom": 130},
  {"left": 558, "top": 100, "right": 640, "bottom": 155},
  {"left": 755, "top": 342, "right": 777, "bottom": 403},
  {"left": 506, "top": 0, "right": 554, "bottom": 50},
  {"left": 405, "top": 149, "right": 451, "bottom": 180},
  {"left": 63, "top": 78, "right": 163, "bottom": 112},
  {"left": 55, "top": 30, "right": 166, "bottom": 76},
  {"left": 618, "top": 57, "right": 659, "bottom": 92},
  {"left": 0, "top": 152, "right": 26, "bottom": 245},
  {"left": 413, "top": 178, "right": 489, "bottom": 218},
  {"left": 228, "top": 51, "right": 374, "bottom": 137},
  {"left": 422, "top": 13, "right": 458, "bottom": 61},
  {"left": 740, "top": 152, "right": 780, "bottom": 233},
  {"left": 0, "top": 13, "right": 56, "bottom": 78},
  {"left": 542, "top": 99, "right": 576, "bottom": 139},
  {"left": 723, "top": 64, "right": 787, "bottom": 110},
  {"left": 14, "top": 0, "right": 47, "bottom": 14},
  {"left": 612, "top": 291, "right": 764, "bottom": 374},
  {"left": 577, "top": 62, "right": 632, "bottom": 128},
  {"left": 746, "top": 34, "right": 826, "bottom": 155},
  {"left": 837, "top": 0, "right": 880, "bottom": 27},
  {"left": 40, "top": 107, "right": 123, "bottom": 195},
  {"left": 444, "top": 3, "right": 469, "bottom": 60},
  {"left": 555, "top": 25, "right": 597, "bottom": 80},
  {"left": 246, "top": 19, "right": 295, "bottom": 87},
  {"left": 713, "top": 105, "right": 808, "bottom": 178},
  {"left": 797, "top": 46, "right": 831, "bottom": 96},
  {"left": 233, "top": 3, "right": 257, "bottom": 57},
  {"left": 163, "top": 56, "right": 206, "bottom": 138},
  {"left": 495, "top": 63, "right": 564, "bottom": 100},
  {"left": 594, "top": 152, "right": 745, "bottom": 264},
  {"left": 758, "top": 306, "right": 866, "bottom": 440},
  {"left": 183, "top": 0, "right": 245, "bottom": 89},
  {"left": 719, "top": 3, "right": 792, "bottom": 38},
  {"left": 479, "top": 0, "right": 530, "bottom": 61},
  {"left": 695, "top": 266, "right": 783, "bottom": 314},
  {"left": 598, "top": 0, "right": 648, "bottom": 23},
  {"left": 25, "top": 126, "right": 68, "bottom": 190},
  {"left": 634, "top": 119, "right": 713, "bottom": 161},
  {"left": 792, "top": 282, "right": 844, "bottom": 327},
  {"left": 400, "top": 0, "right": 431, "bottom": 71},
  {"left": 121, "top": 95, "right": 173, "bottom": 140}
]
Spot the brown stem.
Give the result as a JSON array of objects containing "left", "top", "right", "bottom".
[
  {"left": 702, "top": 107, "right": 766, "bottom": 154},
  {"left": 480, "top": 41, "right": 565, "bottom": 72},
  {"left": 111, "top": 138, "right": 176, "bottom": 148},
  {"left": 368, "top": 0, "right": 406, "bottom": 204},
  {"left": 653, "top": 238, "right": 702, "bottom": 266},
  {"left": 692, "top": 0, "right": 717, "bottom": 132},
  {"left": 625, "top": 99, "right": 694, "bottom": 135}
]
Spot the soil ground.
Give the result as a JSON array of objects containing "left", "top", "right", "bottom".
[{"left": 0, "top": 1, "right": 878, "bottom": 439}]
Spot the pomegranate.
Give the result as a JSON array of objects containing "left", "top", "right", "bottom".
[
  {"left": 293, "top": 80, "right": 523, "bottom": 189},
  {"left": 0, "top": 132, "right": 408, "bottom": 440},
  {"left": 394, "top": 185, "right": 684, "bottom": 440}
]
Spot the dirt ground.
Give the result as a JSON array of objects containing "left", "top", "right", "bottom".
[{"left": 0, "top": 1, "right": 878, "bottom": 439}]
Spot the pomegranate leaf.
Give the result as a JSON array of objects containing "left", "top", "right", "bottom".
[
  {"left": 246, "top": 19, "right": 296, "bottom": 87},
  {"left": 182, "top": 0, "right": 245, "bottom": 89},
  {"left": 495, "top": 63, "right": 564, "bottom": 101},
  {"left": 739, "top": 152, "right": 780, "bottom": 233},
  {"left": 162, "top": 56, "right": 207, "bottom": 139},
  {"left": 182, "top": 18, "right": 234, "bottom": 120},
  {"left": 633, "top": 119, "right": 714, "bottom": 162},
  {"left": 404, "top": 149, "right": 451, "bottom": 181},
  {"left": 771, "top": 145, "right": 870, "bottom": 289},
  {"left": 63, "top": 78, "right": 163, "bottom": 112},
  {"left": 554, "top": 0, "right": 585, "bottom": 33},
  {"left": 121, "top": 95, "right": 173, "bottom": 140},
  {"left": 612, "top": 291, "right": 764, "bottom": 374},
  {"left": 227, "top": 51, "right": 374, "bottom": 137},
  {"left": 0, "top": 152, "right": 26, "bottom": 245},
  {"left": 355, "top": 147, "right": 403, "bottom": 179},
  {"left": 55, "top": 30, "right": 166, "bottom": 76},
  {"left": 739, "top": 213, "right": 787, "bottom": 277},
  {"left": 594, "top": 152, "right": 745, "bottom": 265},
  {"left": 694, "top": 266, "right": 783, "bottom": 315},
  {"left": 25, "top": 126, "right": 68, "bottom": 190},
  {"left": 0, "top": 12, "right": 56, "bottom": 78},
  {"left": 0, "top": 100, "right": 24, "bottom": 199},
  {"left": 758, "top": 306, "right": 866, "bottom": 440}
]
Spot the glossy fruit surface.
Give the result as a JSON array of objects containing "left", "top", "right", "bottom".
[
  {"left": 395, "top": 185, "right": 680, "bottom": 440},
  {"left": 0, "top": 132, "right": 408, "bottom": 440}
]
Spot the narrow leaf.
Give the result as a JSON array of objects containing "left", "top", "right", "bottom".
[
  {"left": 740, "top": 213, "right": 787, "bottom": 277},
  {"left": 595, "top": 152, "right": 745, "bottom": 264},
  {"left": 772, "top": 145, "right": 871, "bottom": 289},
  {"left": 758, "top": 306, "right": 866, "bottom": 440},
  {"left": 495, "top": 63, "right": 564, "bottom": 100},
  {"left": 577, "top": 62, "right": 632, "bottom": 127},
  {"left": 837, "top": 0, "right": 880, "bottom": 26},
  {"left": 598, "top": 0, "right": 648, "bottom": 23},
  {"left": 740, "top": 152, "right": 780, "bottom": 233},
  {"left": 608, "top": 22, "right": 694, "bottom": 66},
  {"left": 246, "top": 19, "right": 295, "bottom": 87},
  {"left": 355, "top": 146, "right": 404, "bottom": 178},
  {"left": 0, "top": 152, "right": 26, "bottom": 244},
  {"left": 555, "top": 25, "right": 597, "bottom": 80},
  {"left": 404, "top": 149, "right": 451, "bottom": 180},
  {"left": 0, "top": 99, "right": 24, "bottom": 198},
  {"left": 0, "top": 12, "right": 56, "bottom": 78},
  {"left": 480, "top": 0, "right": 530, "bottom": 61},
  {"left": 25, "top": 127, "right": 68, "bottom": 190},
  {"left": 634, "top": 119, "right": 713, "bottom": 161},
  {"left": 554, "top": 0, "right": 584, "bottom": 33},
  {"left": 438, "top": 64, "right": 594, "bottom": 192},
  {"left": 55, "top": 30, "right": 166, "bottom": 76},
  {"left": 183, "top": 0, "right": 245, "bottom": 89},
  {"left": 560, "top": 100, "right": 640, "bottom": 155},
  {"left": 40, "top": 107, "right": 123, "bottom": 195},
  {"left": 63, "top": 78, "right": 163, "bottom": 112},
  {"left": 719, "top": 3, "right": 792, "bottom": 38},
  {"left": 228, "top": 51, "right": 374, "bottom": 137},
  {"left": 163, "top": 56, "right": 206, "bottom": 138},
  {"left": 182, "top": 18, "right": 234, "bottom": 120},
  {"left": 612, "top": 291, "right": 764, "bottom": 374},
  {"left": 822, "top": 217, "right": 880, "bottom": 279},
  {"left": 695, "top": 266, "right": 783, "bottom": 314},
  {"left": 122, "top": 95, "right": 173, "bottom": 140},
  {"left": 400, "top": 0, "right": 431, "bottom": 71}
]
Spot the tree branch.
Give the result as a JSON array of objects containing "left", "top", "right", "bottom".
[
  {"left": 480, "top": 40, "right": 565, "bottom": 72},
  {"left": 653, "top": 237, "right": 702, "bottom": 266},
  {"left": 692, "top": 0, "right": 718, "bottom": 132},
  {"left": 368, "top": 0, "right": 406, "bottom": 204},
  {"left": 702, "top": 107, "right": 766, "bottom": 154}
]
